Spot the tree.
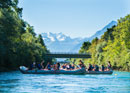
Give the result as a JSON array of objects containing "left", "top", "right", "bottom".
[
  {"left": 79, "top": 41, "right": 91, "bottom": 53},
  {"left": 38, "top": 34, "right": 46, "bottom": 46},
  {"left": 92, "top": 37, "right": 98, "bottom": 44},
  {"left": 79, "top": 14, "right": 130, "bottom": 71},
  {"left": 0, "top": 0, "right": 51, "bottom": 71}
]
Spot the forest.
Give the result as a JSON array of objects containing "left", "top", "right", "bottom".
[
  {"left": 0, "top": 0, "right": 51, "bottom": 71},
  {"left": 79, "top": 14, "right": 130, "bottom": 71}
]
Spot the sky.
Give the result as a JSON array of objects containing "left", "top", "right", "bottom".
[{"left": 18, "top": 0, "right": 130, "bottom": 38}]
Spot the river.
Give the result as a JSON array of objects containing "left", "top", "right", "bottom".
[{"left": 0, "top": 71, "right": 130, "bottom": 93}]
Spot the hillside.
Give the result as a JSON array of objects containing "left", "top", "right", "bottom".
[{"left": 79, "top": 14, "right": 130, "bottom": 71}]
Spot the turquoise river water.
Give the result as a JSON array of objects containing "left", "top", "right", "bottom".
[{"left": 0, "top": 71, "right": 130, "bottom": 93}]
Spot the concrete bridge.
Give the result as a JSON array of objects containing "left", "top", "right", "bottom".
[{"left": 44, "top": 52, "right": 91, "bottom": 58}]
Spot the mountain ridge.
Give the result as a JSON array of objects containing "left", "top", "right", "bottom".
[{"left": 42, "top": 21, "right": 117, "bottom": 52}]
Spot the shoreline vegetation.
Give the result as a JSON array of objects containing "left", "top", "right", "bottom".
[
  {"left": 78, "top": 14, "right": 130, "bottom": 72},
  {"left": 0, "top": 0, "right": 52, "bottom": 72},
  {"left": 0, "top": 0, "right": 130, "bottom": 72}
]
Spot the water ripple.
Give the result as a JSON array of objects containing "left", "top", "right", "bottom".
[{"left": 0, "top": 71, "right": 130, "bottom": 93}]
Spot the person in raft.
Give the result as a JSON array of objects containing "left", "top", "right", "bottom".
[
  {"left": 107, "top": 61, "right": 112, "bottom": 71},
  {"left": 57, "top": 62, "right": 60, "bottom": 70},
  {"left": 29, "top": 62, "right": 37, "bottom": 70},
  {"left": 36, "top": 62, "right": 42, "bottom": 70},
  {"left": 61, "top": 64, "right": 66, "bottom": 69},
  {"left": 45, "top": 62, "right": 51, "bottom": 70},
  {"left": 94, "top": 64, "right": 99, "bottom": 71},
  {"left": 101, "top": 64, "right": 105, "bottom": 71},
  {"left": 71, "top": 64, "right": 75, "bottom": 70},
  {"left": 41, "top": 60, "right": 45, "bottom": 69},
  {"left": 78, "top": 60, "right": 86, "bottom": 69},
  {"left": 88, "top": 63, "right": 93, "bottom": 71}
]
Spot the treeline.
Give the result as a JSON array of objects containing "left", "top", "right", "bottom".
[
  {"left": 79, "top": 14, "right": 130, "bottom": 71},
  {"left": 0, "top": 0, "right": 51, "bottom": 71}
]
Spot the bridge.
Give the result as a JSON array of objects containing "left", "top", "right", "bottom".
[{"left": 44, "top": 52, "right": 91, "bottom": 58}]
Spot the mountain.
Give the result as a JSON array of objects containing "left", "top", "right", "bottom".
[
  {"left": 89, "top": 21, "right": 117, "bottom": 40},
  {"left": 42, "top": 21, "right": 117, "bottom": 52},
  {"left": 41, "top": 32, "right": 82, "bottom": 52},
  {"left": 71, "top": 21, "right": 117, "bottom": 52}
]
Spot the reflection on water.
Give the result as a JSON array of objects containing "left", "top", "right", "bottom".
[{"left": 0, "top": 71, "right": 130, "bottom": 93}]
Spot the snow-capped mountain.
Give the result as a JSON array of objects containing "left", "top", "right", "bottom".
[
  {"left": 89, "top": 21, "right": 117, "bottom": 40},
  {"left": 42, "top": 32, "right": 72, "bottom": 42},
  {"left": 41, "top": 32, "right": 82, "bottom": 52},
  {"left": 42, "top": 21, "right": 117, "bottom": 52}
]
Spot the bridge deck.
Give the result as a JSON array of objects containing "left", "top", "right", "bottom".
[{"left": 44, "top": 53, "right": 91, "bottom": 58}]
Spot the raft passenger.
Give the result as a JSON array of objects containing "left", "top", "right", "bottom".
[
  {"left": 88, "top": 64, "right": 93, "bottom": 71},
  {"left": 71, "top": 64, "right": 75, "bottom": 70},
  {"left": 29, "top": 62, "right": 37, "bottom": 70},
  {"left": 79, "top": 60, "right": 86, "bottom": 69},
  {"left": 94, "top": 65, "right": 99, "bottom": 71},
  {"left": 62, "top": 64, "right": 66, "bottom": 69},
  {"left": 41, "top": 60, "right": 45, "bottom": 69},
  {"left": 101, "top": 65, "right": 105, "bottom": 71},
  {"left": 37, "top": 63, "right": 42, "bottom": 70},
  {"left": 107, "top": 61, "right": 111, "bottom": 71},
  {"left": 66, "top": 64, "right": 70, "bottom": 70},
  {"left": 46, "top": 62, "right": 51, "bottom": 70},
  {"left": 57, "top": 62, "right": 60, "bottom": 70}
]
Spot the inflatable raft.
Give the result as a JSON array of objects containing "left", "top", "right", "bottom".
[
  {"left": 19, "top": 66, "right": 86, "bottom": 74},
  {"left": 85, "top": 70, "right": 113, "bottom": 74},
  {"left": 19, "top": 66, "right": 113, "bottom": 74}
]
